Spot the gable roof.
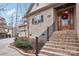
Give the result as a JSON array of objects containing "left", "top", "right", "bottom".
[
  {"left": 23, "top": 3, "right": 66, "bottom": 18},
  {"left": 23, "top": 3, "right": 34, "bottom": 18},
  {"left": 26, "top": 3, "right": 34, "bottom": 15}
]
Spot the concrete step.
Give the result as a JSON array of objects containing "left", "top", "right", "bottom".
[{"left": 40, "top": 46, "right": 79, "bottom": 56}]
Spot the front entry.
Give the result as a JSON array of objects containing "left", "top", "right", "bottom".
[{"left": 55, "top": 3, "right": 75, "bottom": 31}]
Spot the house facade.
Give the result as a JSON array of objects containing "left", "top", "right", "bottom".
[
  {"left": 0, "top": 16, "right": 8, "bottom": 38},
  {"left": 18, "top": 18, "right": 28, "bottom": 37},
  {"left": 23, "top": 3, "right": 79, "bottom": 39},
  {"left": 20, "top": 3, "right": 79, "bottom": 56},
  {"left": 24, "top": 3, "right": 54, "bottom": 38},
  {"left": 18, "top": 24, "right": 27, "bottom": 37}
]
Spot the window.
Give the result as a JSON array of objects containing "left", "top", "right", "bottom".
[
  {"left": 32, "top": 15, "right": 44, "bottom": 24},
  {"left": 61, "top": 14, "right": 69, "bottom": 26}
]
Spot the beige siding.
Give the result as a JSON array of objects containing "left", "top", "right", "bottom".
[
  {"left": 19, "top": 26, "right": 27, "bottom": 31},
  {"left": 30, "top": 3, "right": 50, "bottom": 13},
  {"left": 18, "top": 26, "right": 27, "bottom": 37},
  {"left": 28, "top": 7, "right": 54, "bottom": 38},
  {"left": 7, "top": 29, "right": 12, "bottom": 37},
  {"left": 19, "top": 31, "right": 28, "bottom": 37}
]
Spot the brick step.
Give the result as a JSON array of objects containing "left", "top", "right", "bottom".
[
  {"left": 51, "top": 35, "right": 77, "bottom": 40},
  {"left": 53, "top": 30, "right": 76, "bottom": 34},
  {"left": 49, "top": 37, "right": 78, "bottom": 41},
  {"left": 45, "top": 43, "right": 79, "bottom": 51},
  {"left": 52, "top": 38, "right": 77, "bottom": 40},
  {"left": 40, "top": 46, "right": 79, "bottom": 56},
  {"left": 53, "top": 36, "right": 77, "bottom": 38},
  {"left": 53, "top": 33, "right": 77, "bottom": 34},
  {"left": 53, "top": 32, "right": 76, "bottom": 34},
  {"left": 52, "top": 30, "right": 77, "bottom": 39},
  {"left": 50, "top": 30, "right": 77, "bottom": 41},
  {"left": 50, "top": 38, "right": 78, "bottom": 41},
  {"left": 53, "top": 33, "right": 77, "bottom": 35},
  {"left": 53, "top": 35, "right": 77, "bottom": 37},
  {"left": 39, "top": 49, "right": 68, "bottom": 56},
  {"left": 52, "top": 35, "right": 77, "bottom": 38},
  {"left": 39, "top": 51, "right": 61, "bottom": 56},
  {"left": 47, "top": 41, "right": 79, "bottom": 46},
  {"left": 49, "top": 40, "right": 79, "bottom": 43},
  {"left": 53, "top": 34, "right": 77, "bottom": 37},
  {"left": 39, "top": 30, "right": 78, "bottom": 56}
]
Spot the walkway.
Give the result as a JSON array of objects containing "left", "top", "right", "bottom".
[{"left": 0, "top": 38, "right": 23, "bottom": 56}]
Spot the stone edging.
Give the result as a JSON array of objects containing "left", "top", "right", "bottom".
[{"left": 9, "top": 45, "right": 35, "bottom": 56}]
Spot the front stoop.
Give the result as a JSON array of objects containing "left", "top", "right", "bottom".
[
  {"left": 39, "top": 30, "right": 79, "bottom": 56},
  {"left": 9, "top": 45, "right": 35, "bottom": 56}
]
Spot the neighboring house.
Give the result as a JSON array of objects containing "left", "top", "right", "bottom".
[
  {"left": 7, "top": 26, "right": 13, "bottom": 37},
  {"left": 0, "top": 16, "right": 8, "bottom": 38},
  {"left": 0, "top": 16, "right": 15, "bottom": 38},
  {"left": 18, "top": 18, "right": 28, "bottom": 37},
  {"left": 18, "top": 23, "right": 27, "bottom": 37}
]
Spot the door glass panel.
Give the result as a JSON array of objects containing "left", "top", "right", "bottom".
[
  {"left": 62, "top": 19, "right": 69, "bottom": 26},
  {"left": 61, "top": 13, "right": 69, "bottom": 26}
]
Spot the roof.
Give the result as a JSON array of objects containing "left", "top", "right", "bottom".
[
  {"left": 23, "top": 3, "right": 34, "bottom": 18},
  {"left": 23, "top": 3, "right": 67, "bottom": 18},
  {"left": 19, "top": 23, "right": 27, "bottom": 28}
]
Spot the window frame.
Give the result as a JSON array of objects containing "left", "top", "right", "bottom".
[{"left": 32, "top": 15, "right": 44, "bottom": 24}]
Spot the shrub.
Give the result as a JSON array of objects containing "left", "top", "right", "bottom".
[
  {"left": 14, "top": 37, "right": 20, "bottom": 41},
  {"left": 15, "top": 38, "right": 32, "bottom": 49}
]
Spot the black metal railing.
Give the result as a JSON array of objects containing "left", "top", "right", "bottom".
[
  {"left": 35, "top": 21, "right": 55, "bottom": 56},
  {"left": 35, "top": 36, "right": 38, "bottom": 56}
]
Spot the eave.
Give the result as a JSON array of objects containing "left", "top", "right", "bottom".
[{"left": 25, "top": 3, "right": 66, "bottom": 18}]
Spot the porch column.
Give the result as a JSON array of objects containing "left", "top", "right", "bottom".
[{"left": 76, "top": 3, "right": 79, "bottom": 39}]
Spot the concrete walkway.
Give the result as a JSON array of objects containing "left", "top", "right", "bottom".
[{"left": 0, "top": 38, "right": 23, "bottom": 56}]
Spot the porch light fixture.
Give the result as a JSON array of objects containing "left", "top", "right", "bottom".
[
  {"left": 64, "top": 11, "right": 68, "bottom": 14},
  {"left": 62, "top": 14, "right": 68, "bottom": 19}
]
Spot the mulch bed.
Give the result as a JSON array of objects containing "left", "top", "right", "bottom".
[
  {"left": 10, "top": 42, "right": 36, "bottom": 54},
  {"left": 19, "top": 48, "right": 35, "bottom": 54}
]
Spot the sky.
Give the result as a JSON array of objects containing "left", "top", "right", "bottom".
[{"left": 0, "top": 3, "right": 30, "bottom": 27}]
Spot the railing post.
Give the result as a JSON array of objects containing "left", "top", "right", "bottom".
[
  {"left": 53, "top": 22, "right": 55, "bottom": 32},
  {"left": 47, "top": 27, "right": 49, "bottom": 41},
  {"left": 35, "top": 36, "right": 38, "bottom": 56}
]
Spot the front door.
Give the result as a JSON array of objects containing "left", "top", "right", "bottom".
[{"left": 56, "top": 6, "right": 75, "bottom": 31}]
